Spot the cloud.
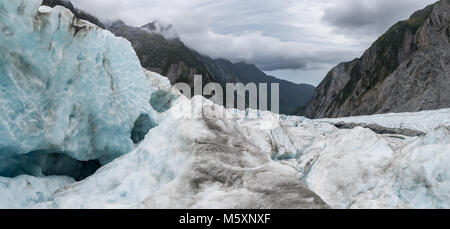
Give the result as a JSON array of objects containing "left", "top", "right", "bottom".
[
  {"left": 70, "top": 0, "right": 437, "bottom": 85},
  {"left": 175, "top": 26, "right": 358, "bottom": 71},
  {"left": 322, "top": 0, "right": 436, "bottom": 36},
  {"left": 72, "top": 0, "right": 360, "bottom": 72}
]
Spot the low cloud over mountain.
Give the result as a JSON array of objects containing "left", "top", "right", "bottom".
[{"left": 71, "top": 0, "right": 435, "bottom": 84}]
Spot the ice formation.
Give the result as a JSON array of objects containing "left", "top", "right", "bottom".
[
  {"left": 0, "top": 0, "right": 449, "bottom": 209},
  {"left": 0, "top": 175, "right": 73, "bottom": 209},
  {"left": 36, "top": 97, "right": 329, "bottom": 209},
  {"left": 33, "top": 97, "right": 450, "bottom": 209},
  {"left": 0, "top": 0, "right": 176, "bottom": 175}
]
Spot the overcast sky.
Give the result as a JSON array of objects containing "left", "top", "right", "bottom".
[{"left": 72, "top": 0, "right": 436, "bottom": 86}]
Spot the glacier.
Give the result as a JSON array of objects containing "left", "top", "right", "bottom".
[
  {"left": 0, "top": 0, "right": 180, "bottom": 177},
  {"left": 36, "top": 97, "right": 330, "bottom": 209},
  {"left": 239, "top": 109, "right": 450, "bottom": 209},
  {"left": 33, "top": 97, "right": 450, "bottom": 209},
  {"left": 0, "top": 0, "right": 449, "bottom": 209},
  {"left": 0, "top": 175, "right": 73, "bottom": 209}
]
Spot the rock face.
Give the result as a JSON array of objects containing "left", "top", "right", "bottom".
[{"left": 299, "top": 0, "right": 450, "bottom": 118}]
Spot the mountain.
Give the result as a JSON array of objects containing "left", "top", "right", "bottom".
[
  {"left": 107, "top": 21, "right": 315, "bottom": 114},
  {"left": 42, "top": 0, "right": 315, "bottom": 115},
  {"left": 298, "top": 0, "right": 450, "bottom": 118},
  {"left": 140, "top": 20, "right": 178, "bottom": 39},
  {"left": 106, "top": 20, "right": 216, "bottom": 88},
  {"left": 197, "top": 55, "right": 315, "bottom": 114}
]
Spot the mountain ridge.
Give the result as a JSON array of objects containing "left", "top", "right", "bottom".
[
  {"left": 194, "top": 52, "right": 315, "bottom": 114},
  {"left": 298, "top": 0, "right": 450, "bottom": 118},
  {"left": 107, "top": 20, "right": 315, "bottom": 114},
  {"left": 106, "top": 20, "right": 216, "bottom": 88}
]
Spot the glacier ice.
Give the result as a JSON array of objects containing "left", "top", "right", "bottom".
[
  {"left": 130, "top": 114, "right": 157, "bottom": 144},
  {"left": 289, "top": 111, "right": 450, "bottom": 209},
  {"left": 0, "top": 0, "right": 449, "bottom": 209},
  {"left": 36, "top": 97, "right": 329, "bottom": 209},
  {"left": 35, "top": 95, "right": 450, "bottom": 209},
  {"left": 0, "top": 0, "right": 160, "bottom": 168},
  {"left": 0, "top": 150, "right": 100, "bottom": 180},
  {"left": 150, "top": 90, "right": 178, "bottom": 113},
  {"left": 0, "top": 175, "right": 73, "bottom": 208}
]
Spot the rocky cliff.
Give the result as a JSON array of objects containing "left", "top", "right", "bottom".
[{"left": 299, "top": 0, "right": 450, "bottom": 118}]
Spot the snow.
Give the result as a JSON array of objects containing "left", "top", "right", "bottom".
[
  {"left": 221, "top": 108, "right": 450, "bottom": 209},
  {"left": 36, "top": 97, "right": 329, "bottom": 209},
  {"left": 0, "top": 0, "right": 449, "bottom": 209},
  {"left": 35, "top": 97, "right": 450, "bottom": 209},
  {"left": 286, "top": 113, "right": 449, "bottom": 209},
  {"left": 0, "top": 175, "right": 73, "bottom": 209}
]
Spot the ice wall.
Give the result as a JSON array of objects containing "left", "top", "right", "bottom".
[{"left": 0, "top": 0, "right": 158, "bottom": 169}]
